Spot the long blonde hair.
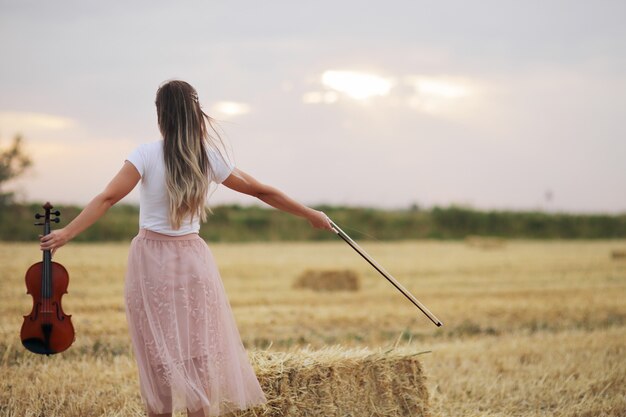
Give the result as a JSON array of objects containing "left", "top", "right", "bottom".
[{"left": 155, "top": 80, "right": 227, "bottom": 229}]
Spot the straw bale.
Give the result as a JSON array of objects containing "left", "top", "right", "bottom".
[
  {"left": 293, "top": 269, "right": 360, "bottom": 292},
  {"left": 465, "top": 235, "right": 506, "bottom": 249},
  {"left": 235, "top": 346, "right": 430, "bottom": 417},
  {"left": 611, "top": 249, "right": 626, "bottom": 260}
]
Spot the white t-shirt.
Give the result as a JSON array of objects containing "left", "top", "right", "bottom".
[{"left": 125, "top": 140, "right": 234, "bottom": 236}]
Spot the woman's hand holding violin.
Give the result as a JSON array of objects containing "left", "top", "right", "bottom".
[{"left": 39, "top": 228, "right": 71, "bottom": 256}]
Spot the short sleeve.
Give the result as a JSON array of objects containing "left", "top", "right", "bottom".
[
  {"left": 126, "top": 145, "right": 145, "bottom": 177},
  {"left": 207, "top": 148, "right": 235, "bottom": 184}
]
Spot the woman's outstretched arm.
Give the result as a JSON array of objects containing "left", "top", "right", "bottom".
[
  {"left": 222, "top": 168, "right": 333, "bottom": 231},
  {"left": 39, "top": 161, "right": 141, "bottom": 254}
]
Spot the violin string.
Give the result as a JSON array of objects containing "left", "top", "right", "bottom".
[
  {"left": 42, "top": 228, "right": 45, "bottom": 325},
  {"left": 47, "top": 224, "right": 50, "bottom": 325},
  {"left": 44, "top": 228, "right": 47, "bottom": 325},
  {"left": 331, "top": 219, "right": 383, "bottom": 242},
  {"left": 44, "top": 222, "right": 47, "bottom": 325},
  {"left": 46, "top": 252, "right": 48, "bottom": 324},
  {"left": 44, "top": 213, "right": 48, "bottom": 326},
  {"left": 46, "top": 248, "right": 49, "bottom": 325}
]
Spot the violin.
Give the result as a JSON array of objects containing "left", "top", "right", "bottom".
[{"left": 21, "top": 202, "right": 75, "bottom": 355}]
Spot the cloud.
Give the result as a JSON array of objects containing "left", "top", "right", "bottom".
[
  {"left": 209, "top": 101, "right": 251, "bottom": 117},
  {"left": 0, "top": 112, "right": 76, "bottom": 133},
  {"left": 404, "top": 75, "right": 478, "bottom": 116},
  {"left": 301, "top": 69, "right": 487, "bottom": 124},
  {"left": 302, "top": 91, "right": 339, "bottom": 104},
  {"left": 13, "top": 136, "right": 140, "bottom": 204},
  {"left": 407, "top": 76, "right": 472, "bottom": 99},
  {"left": 321, "top": 70, "right": 394, "bottom": 100}
]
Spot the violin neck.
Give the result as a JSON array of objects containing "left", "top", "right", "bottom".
[{"left": 42, "top": 213, "right": 52, "bottom": 298}]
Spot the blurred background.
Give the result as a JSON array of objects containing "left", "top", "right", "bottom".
[{"left": 1, "top": 0, "right": 625, "bottom": 240}]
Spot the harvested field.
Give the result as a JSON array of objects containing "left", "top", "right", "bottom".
[
  {"left": 241, "top": 346, "right": 429, "bottom": 417},
  {"left": 293, "top": 269, "right": 360, "bottom": 292},
  {"left": 0, "top": 344, "right": 429, "bottom": 417},
  {"left": 464, "top": 235, "right": 506, "bottom": 249},
  {"left": 1, "top": 239, "right": 625, "bottom": 416},
  {"left": 611, "top": 249, "right": 626, "bottom": 259}
]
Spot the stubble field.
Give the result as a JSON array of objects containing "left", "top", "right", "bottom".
[{"left": 1, "top": 238, "right": 625, "bottom": 416}]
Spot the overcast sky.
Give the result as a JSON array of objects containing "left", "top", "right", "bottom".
[{"left": 1, "top": 1, "right": 624, "bottom": 213}]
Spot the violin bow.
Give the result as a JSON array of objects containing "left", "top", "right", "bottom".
[{"left": 329, "top": 219, "right": 443, "bottom": 327}]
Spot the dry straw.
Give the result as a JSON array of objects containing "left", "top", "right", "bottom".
[
  {"left": 235, "top": 346, "right": 430, "bottom": 417},
  {"left": 293, "top": 269, "right": 360, "bottom": 292},
  {"left": 465, "top": 235, "right": 507, "bottom": 250},
  {"left": 610, "top": 249, "right": 626, "bottom": 260}
]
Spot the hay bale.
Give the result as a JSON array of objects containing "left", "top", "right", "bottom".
[
  {"left": 236, "top": 346, "right": 430, "bottom": 417},
  {"left": 293, "top": 269, "right": 360, "bottom": 292},
  {"left": 465, "top": 235, "right": 506, "bottom": 250},
  {"left": 611, "top": 250, "right": 626, "bottom": 260}
]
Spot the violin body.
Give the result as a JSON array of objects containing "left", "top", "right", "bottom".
[{"left": 20, "top": 202, "right": 75, "bottom": 355}]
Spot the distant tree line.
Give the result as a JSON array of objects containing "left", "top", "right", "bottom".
[
  {"left": 0, "top": 135, "right": 31, "bottom": 206},
  {"left": 1, "top": 202, "right": 625, "bottom": 242},
  {"left": 1, "top": 134, "right": 624, "bottom": 242}
]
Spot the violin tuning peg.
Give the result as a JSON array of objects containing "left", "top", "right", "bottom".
[
  {"left": 52, "top": 218, "right": 60, "bottom": 223},
  {"left": 34, "top": 222, "right": 44, "bottom": 226},
  {"left": 53, "top": 210, "right": 60, "bottom": 216},
  {"left": 35, "top": 213, "right": 43, "bottom": 219}
]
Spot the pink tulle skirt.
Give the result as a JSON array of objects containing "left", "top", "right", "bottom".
[{"left": 124, "top": 229, "right": 267, "bottom": 416}]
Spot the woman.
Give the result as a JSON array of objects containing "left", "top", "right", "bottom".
[{"left": 39, "top": 79, "right": 333, "bottom": 417}]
